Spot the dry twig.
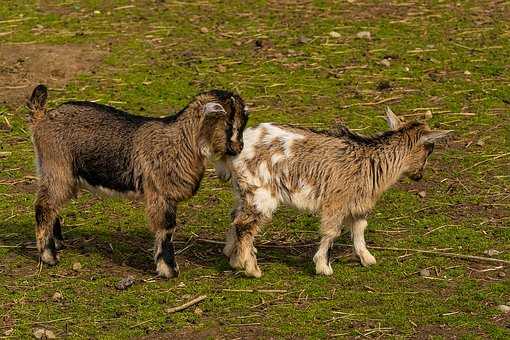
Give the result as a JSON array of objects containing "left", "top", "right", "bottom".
[{"left": 166, "top": 295, "right": 207, "bottom": 314}]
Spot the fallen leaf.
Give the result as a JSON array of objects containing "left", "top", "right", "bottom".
[
  {"left": 72, "top": 262, "right": 82, "bottom": 271},
  {"left": 380, "top": 59, "right": 391, "bottom": 67},
  {"left": 418, "top": 191, "right": 426, "bottom": 198},
  {"left": 217, "top": 64, "right": 226, "bottom": 73},
  {"left": 329, "top": 31, "right": 341, "bottom": 38},
  {"left": 33, "top": 328, "right": 56, "bottom": 339},
  {"left": 484, "top": 249, "right": 501, "bottom": 256},
  {"left": 194, "top": 307, "right": 203, "bottom": 316},
  {"left": 52, "top": 292, "right": 63, "bottom": 302},
  {"left": 199, "top": 27, "right": 209, "bottom": 33}
]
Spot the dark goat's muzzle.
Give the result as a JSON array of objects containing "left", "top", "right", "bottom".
[
  {"left": 226, "top": 141, "right": 244, "bottom": 156},
  {"left": 409, "top": 173, "right": 423, "bottom": 181}
]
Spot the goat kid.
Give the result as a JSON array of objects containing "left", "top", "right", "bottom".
[
  {"left": 217, "top": 108, "right": 451, "bottom": 277},
  {"left": 28, "top": 85, "right": 248, "bottom": 278}
]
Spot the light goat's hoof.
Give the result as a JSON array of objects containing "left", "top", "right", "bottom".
[
  {"left": 314, "top": 258, "right": 334, "bottom": 276},
  {"left": 245, "top": 263, "right": 262, "bottom": 278},
  {"left": 156, "top": 259, "right": 179, "bottom": 278},
  {"left": 359, "top": 251, "right": 377, "bottom": 267},
  {"left": 315, "top": 263, "right": 334, "bottom": 276},
  {"left": 40, "top": 249, "right": 59, "bottom": 266}
]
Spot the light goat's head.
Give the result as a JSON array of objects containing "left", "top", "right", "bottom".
[{"left": 385, "top": 107, "right": 452, "bottom": 182}]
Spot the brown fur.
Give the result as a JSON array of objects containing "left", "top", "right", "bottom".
[
  {"left": 28, "top": 85, "right": 248, "bottom": 278},
  {"left": 218, "top": 109, "right": 451, "bottom": 277}
]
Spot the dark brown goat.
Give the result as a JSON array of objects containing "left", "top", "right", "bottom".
[{"left": 27, "top": 85, "right": 248, "bottom": 278}]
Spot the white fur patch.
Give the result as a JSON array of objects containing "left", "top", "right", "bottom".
[
  {"left": 260, "top": 123, "right": 304, "bottom": 157},
  {"left": 290, "top": 184, "right": 319, "bottom": 211},
  {"left": 258, "top": 162, "right": 271, "bottom": 184},
  {"left": 78, "top": 177, "right": 141, "bottom": 199},
  {"left": 253, "top": 187, "right": 278, "bottom": 218},
  {"left": 271, "top": 153, "right": 284, "bottom": 165},
  {"left": 238, "top": 126, "right": 264, "bottom": 160}
]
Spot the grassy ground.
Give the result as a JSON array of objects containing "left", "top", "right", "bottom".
[{"left": 1, "top": 0, "right": 509, "bottom": 338}]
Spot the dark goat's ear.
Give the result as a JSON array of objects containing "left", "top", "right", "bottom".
[
  {"left": 385, "top": 106, "right": 403, "bottom": 130},
  {"left": 203, "top": 102, "right": 226, "bottom": 117}
]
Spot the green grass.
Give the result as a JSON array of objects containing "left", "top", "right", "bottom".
[{"left": 0, "top": 0, "right": 509, "bottom": 338}]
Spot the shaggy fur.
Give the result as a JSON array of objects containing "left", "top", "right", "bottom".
[
  {"left": 217, "top": 108, "right": 451, "bottom": 277},
  {"left": 28, "top": 85, "right": 248, "bottom": 278}
]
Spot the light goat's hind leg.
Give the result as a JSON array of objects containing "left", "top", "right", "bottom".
[
  {"left": 350, "top": 219, "right": 376, "bottom": 266},
  {"left": 227, "top": 208, "right": 264, "bottom": 278},
  {"left": 313, "top": 214, "right": 343, "bottom": 276},
  {"left": 146, "top": 193, "right": 179, "bottom": 278}
]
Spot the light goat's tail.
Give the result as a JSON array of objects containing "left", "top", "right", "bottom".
[{"left": 27, "top": 84, "right": 48, "bottom": 123}]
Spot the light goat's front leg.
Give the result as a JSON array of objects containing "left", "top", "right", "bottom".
[
  {"left": 351, "top": 219, "right": 376, "bottom": 266},
  {"left": 147, "top": 194, "right": 179, "bottom": 278},
  {"left": 225, "top": 209, "right": 263, "bottom": 278},
  {"left": 313, "top": 215, "right": 343, "bottom": 276}
]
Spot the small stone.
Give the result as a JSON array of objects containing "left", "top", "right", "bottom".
[
  {"left": 329, "top": 31, "right": 341, "bottom": 38},
  {"left": 476, "top": 139, "right": 485, "bottom": 147},
  {"left": 72, "top": 262, "right": 82, "bottom": 271},
  {"left": 418, "top": 191, "right": 426, "bottom": 198},
  {"left": 199, "top": 27, "right": 209, "bottom": 33},
  {"left": 115, "top": 276, "right": 135, "bottom": 290},
  {"left": 464, "top": 70, "right": 471, "bottom": 75},
  {"left": 356, "top": 31, "right": 371, "bottom": 40},
  {"left": 376, "top": 80, "right": 391, "bottom": 91},
  {"left": 404, "top": 66, "right": 410, "bottom": 71},
  {"left": 93, "top": 10, "right": 101, "bottom": 15},
  {"left": 33, "top": 328, "right": 56, "bottom": 339},
  {"left": 496, "top": 305, "right": 510, "bottom": 313},
  {"left": 52, "top": 292, "right": 63, "bottom": 301},
  {"left": 297, "top": 35, "right": 310, "bottom": 44},
  {"left": 193, "top": 307, "right": 203, "bottom": 316},
  {"left": 484, "top": 249, "right": 501, "bottom": 256},
  {"left": 380, "top": 59, "right": 391, "bottom": 67},
  {"left": 424, "top": 110, "right": 433, "bottom": 119},
  {"left": 234, "top": 41, "right": 242, "bottom": 46},
  {"left": 420, "top": 269, "right": 431, "bottom": 277},
  {"left": 217, "top": 64, "right": 226, "bottom": 73}
]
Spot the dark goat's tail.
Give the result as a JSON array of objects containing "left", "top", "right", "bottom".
[{"left": 27, "top": 84, "right": 48, "bottom": 123}]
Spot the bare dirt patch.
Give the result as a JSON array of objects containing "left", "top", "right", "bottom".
[{"left": 0, "top": 44, "right": 104, "bottom": 108}]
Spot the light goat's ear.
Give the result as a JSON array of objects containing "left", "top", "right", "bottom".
[
  {"left": 385, "top": 106, "right": 403, "bottom": 130},
  {"left": 203, "top": 102, "right": 226, "bottom": 117},
  {"left": 420, "top": 130, "right": 453, "bottom": 144}
]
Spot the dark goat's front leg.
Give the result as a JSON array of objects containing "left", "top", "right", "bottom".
[
  {"left": 53, "top": 216, "right": 65, "bottom": 250},
  {"left": 146, "top": 193, "right": 179, "bottom": 278}
]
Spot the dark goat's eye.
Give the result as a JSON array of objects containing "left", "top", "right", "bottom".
[{"left": 425, "top": 143, "right": 434, "bottom": 155}]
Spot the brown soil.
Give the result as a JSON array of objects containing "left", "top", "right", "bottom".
[{"left": 0, "top": 44, "right": 104, "bottom": 108}]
